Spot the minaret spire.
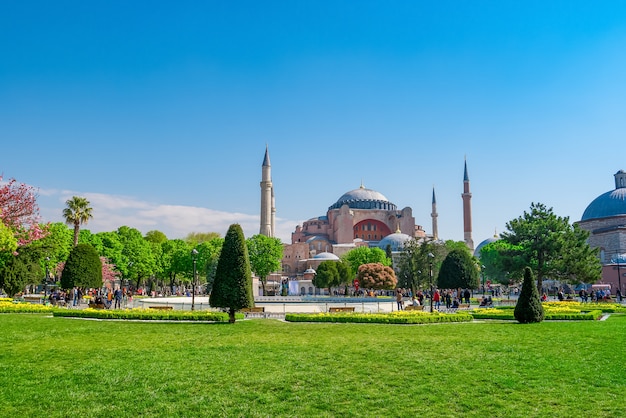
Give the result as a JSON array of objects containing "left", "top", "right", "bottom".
[
  {"left": 260, "top": 145, "right": 274, "bottom": 237},
  {"left": 431, "top": 186, "right": 438, "bottom": 240},
  {"left": 462, "top": 158, "right": 474, "bottom": 251}
]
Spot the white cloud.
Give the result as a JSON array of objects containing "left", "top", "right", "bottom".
[{"left": 39, "top": 190, "right": 299, "bottom": 242}]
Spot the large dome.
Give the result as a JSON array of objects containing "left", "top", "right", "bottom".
[
  {"left": 329, "top": 185, "right": 397, "bottom": 211},
  {"left": 581, "top": 171, "right": 626, "bottom": 221},
  {"left": 474, "top": 235, "right": 499, "bottom": 258}
]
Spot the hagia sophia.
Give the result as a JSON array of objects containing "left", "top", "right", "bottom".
[{"left": 258, "top": 147, "right": 626, "bottom": 296}]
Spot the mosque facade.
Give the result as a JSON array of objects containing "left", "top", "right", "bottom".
[{"left": 259, "top": 147, "right": 476, "bottom": 288}]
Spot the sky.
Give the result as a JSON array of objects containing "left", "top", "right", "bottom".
[{"left": 1, "top": 1, "right": 626, "bottom": 245}]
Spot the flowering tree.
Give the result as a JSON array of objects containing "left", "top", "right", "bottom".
[
  {"left": 357, "top": 262, "right": 397, "bottom": 290},
  {"left": 0, "top": 176, "right": 48, "bottom": 249},
  {"left": 56, "top": 256, "right": 119, "bottom": 287}
]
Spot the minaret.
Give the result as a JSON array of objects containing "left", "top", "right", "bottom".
[
  {"left": 260, "top": 146, "right": 274, "bottom": 237},
  {"left": 431, "top": 186, "right": 438, "bottom": 240},
  {"left": 462, "top": 158, "right": 474, "bottom": 251}
]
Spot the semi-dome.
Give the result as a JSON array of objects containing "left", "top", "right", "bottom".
[
  {"left": 581, "top": 170, "right": 626, "bottom": 221},
  {"left": 329, "top": 184, "right": 397, "bottom": 211},
  {"left": 313, "top": 252, "right": 340, "bottom": 261},
  {"left": 378, "top": 231, "right": 411, "bottom": 252}
]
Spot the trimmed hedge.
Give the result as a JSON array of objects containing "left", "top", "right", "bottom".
[
  {"left": 471, "top": 307, "right": 604, "bottom": 321},
  {"left": 53, "top": 308, "right": 241, "bottom": 322},
  {"left": 285, "top": 311, "right": 473, "bottom": 324}
]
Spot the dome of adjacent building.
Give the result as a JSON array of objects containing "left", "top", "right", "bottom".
[
  {"left": 313, "top": 252, "right": 340, "bottom": 260},
  {"left": 329, "top": 184, "right": 397, "bottom": 211},
  {"left": 474, "top": 235, "right": 499, "bottom": 258},
  {"left": 581, "top": 188, "right": 626, "bottom": 221},
  {"left": 378, "top": 231, "right": 411, "bottom": 252}
]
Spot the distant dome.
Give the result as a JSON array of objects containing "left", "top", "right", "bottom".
[
  {"left": 474, "top": 236, "right": 499, "bottom": 258},
  {"left": 304, "top": 267, "right": 317, "bottom": 274},
  {"left": 378, "top": 231, "right": 411, "bottom": 252},
  {"left": 313, "top": 252, "right": 340, "bottom": 261},
  {"left": 329, "top": 184, "right": 397, "bottom": 211}
]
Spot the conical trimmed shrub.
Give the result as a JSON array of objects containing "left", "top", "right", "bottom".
[
  {"left": 514, "top": 267, "right": 544, "bottom": 323},
  {"left": 209, "top": 224, "right": 254, "bottom": 323}
]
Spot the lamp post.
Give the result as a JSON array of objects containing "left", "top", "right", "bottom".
[
  {"left": 481, "top": 265, "right": 486, "bottom": 295},
  {"left": 428, "top": 252, "right": 435, "bottom": 313},
  {"left": 191, "top": 249, "right": 198, "bottom": 311},
  {"left": 43, "top": 257, "right": 50, "bottom": 303}
]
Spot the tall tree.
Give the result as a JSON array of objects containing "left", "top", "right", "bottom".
[
  {"left": 500, "top": 202, "right": 601, "bottom": 292},
  {"left": 60, "top": 244, "right": 102, "bottom": 289},
  {"left": 185, "top": 232, "right": 221, "bottom": 245},
  {"left": 246, "top": 234, "right": 283, "bottom": 296},
  {"left": 357, "top": 263, "right": 397, "bottom": 290},
  {"left": 0, "top": 244, "right": 45, "bottom": 296},
  {"left": 210, "top": 224, "right": 254, "bottom": 323},
  {"left": 63, "top": 196, "right": 93, "bottom": 247},
  {"left": 396, "top": 238, "right": 447, "bottom": 295},
  {"left": 437, "top": 248, "right": 480, "bottom": 289},
  {"left": 145, "top": 230, "right": 168, "bottom": 244},
  {"left": 196, "top": 237, "right": 224, "bottom": 294}
]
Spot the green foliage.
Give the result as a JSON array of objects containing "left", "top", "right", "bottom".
[
  {"left": 144, "top": 230, "right": 168, "bottom": 244},
  {"left": 196, "top": 238, "right": 223, "bottom": 293},
  {"left": 437, "top": 248, "right": 479, "bottom": 289},
  {"left": 246, "top": 234, "right": 283, "bottom": 294},
  {"left": 60, "top": 244, "right": 102, "bottom": 289},
  {"left": 342, "top": 246, "right": 391, "bottom": 275},
  {"left": 356, "top": 262, "right": 397, "bottom": 290},
  {"left": 477, "top": 240, "right": 519, "bottom": 285},
  {"left": 501, "top": 203, "right": 601, "bottom": 291},
  {"left": 0, "top": 222, "right": 17, "bottom": 253},
  {"left": 514, "top": 267, "right": 545, "bottom": 323},
  {"left": 396, "top": 238, "right": 447, "bottom": 294},
  {"left": 117, "top": 226, "right": 157, "bottom": 287},
  {"left": 0, "top": 245, "right": 45, "bottom": 296},
  {"left": 312, "top": 260, "right": 339, "bottom": 291},
  {"left": 209, "top": 224, "right": 254, "bottom": 322}
]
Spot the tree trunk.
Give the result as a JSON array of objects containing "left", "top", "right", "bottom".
[{"left": 229, "top": 307, "right": 236, "bottom": 323}]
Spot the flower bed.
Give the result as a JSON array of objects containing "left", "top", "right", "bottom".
[
  {"left": 285, "top": 311, "right": 473, "bottom": 324},
  {"left": 53, "top": 307, "right": 240, "bottom": 322},
  {"left": 0, "top": 302, "right": 54, "bottom": 313},
  {"left": 471, "top": 306, "right": 604, "bottom": 320}
]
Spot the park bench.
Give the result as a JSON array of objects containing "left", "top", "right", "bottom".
[
  {"left": 499, "top": 299, "right": 517, "bottom": 305},
  {"left": 404, "top": 305, "right": 424, "bottom": 311},
  {"left": 148, "top": 306, "right": 173, "bottom": 310},
  {"left": 241, "top": 307, "right": 265, "bottom": 313},
  {"left": 88, "top": 303, "right": 106, "bottom": 309},
  {"left": 23, "top": 296, "right": 42, "bottom": 304},
  {"left": 328, "top": 307, "right": 355, "bottom": 313},
  {"left": 458, "top": 304, "right": 471, "bottom": 309}
]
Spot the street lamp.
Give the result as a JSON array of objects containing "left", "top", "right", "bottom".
[
  {"left": 43, "top": 257, "right": 50, "bottom": 303},
  {"left": 481, "top": 265, "right": 486, "bottom": 295},
  {"left": 191, "top": 249, "right": 198, "bottom": 311},
  {"left": 428, "top": 252, "right": 435, "bottom": 313}
]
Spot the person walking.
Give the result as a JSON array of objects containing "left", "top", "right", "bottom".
[{"left": 396, "top": 289, "right": 403, "bottom": 310}]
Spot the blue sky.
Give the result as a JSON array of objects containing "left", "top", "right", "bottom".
[{"left": 2, "top": 1, "right": 625, "bottom": 244}]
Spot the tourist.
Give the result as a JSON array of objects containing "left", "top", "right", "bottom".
[
  {"left": 433, "top": 290, "right": 441, "bottom": 309},
  {"left": 396, "top": 289, "right": 403, "bottom": 310},
  {"left": 410, "top": 296, "right": 420, "bottom": 306}
]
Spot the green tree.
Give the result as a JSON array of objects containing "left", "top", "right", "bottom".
[
  {"left": 63, "top": 196, "right": 93, "bottom": 247},
  {"left": 396, "top": 238, "right": 447, "bottom": 295},
  {"left": 117, "top": 226, "right": 157, "bottom": 290},
  {"left": 312, "top": 260, "right": 339, "bottom": 294},
  {"left": 246, "top": 234, "right": 283, "bottom": 296},
  {"left": 514, "top": 267, "right": 544, "bottom": 323},
  {"left": 0, "top": 222, "right": 17, "bottom": 253},
  {"left": 357, "top": 263, "right": 397, "bottom": 290},
  {"left": 161, "top": 239, "right": 191, "bottom": 292},
  {"left": 185, "top": 232, "right": 221, "bottom": 245},
  {"left": 60, "top": 244, "right": 102, "bottom": 289},
  {"left": 209, "top": 224, "right": 254, "bottom": 323},
  {"left": 145, "top": 230, "right": 168, "bottom": 244},
  {"left": 0, "top": 245, "right": 45, "bottom": 296},
  {"left": 342, "top": 246, "right": 391, "bottom": 276},
  {"left": 437, "top": 249, "right": 479, "bottom": 289},
  {"left": 477, "top": 240, "right": 519, "bottom": 285},
  {"left": 336, "top": 260, "right": 353, "bottom": 295},
  {"left": 197, "top": 237, "right": 223, "bottom": 294},
  {"left": 500, "top": 203, "right": 601, "bottom": 292}
]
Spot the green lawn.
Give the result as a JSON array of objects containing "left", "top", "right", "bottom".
[{"left": 1, "top": 314, "right": 625, "bottom": 417}]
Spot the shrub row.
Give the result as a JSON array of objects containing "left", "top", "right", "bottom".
[
  {"left": 52, "top": 308, "right": 239, "bottom": 322},
  {"left": 285, "top": 312, "right": 473, "bottom": 324},
  {"left": 471, "top": 308, "right": 604, "bottom": 320}
]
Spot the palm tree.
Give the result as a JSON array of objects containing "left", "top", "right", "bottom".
[{"left": 63, "top": 196, "right": 93, "bottom": 246}]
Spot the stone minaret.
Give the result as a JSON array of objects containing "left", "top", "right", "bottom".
[
  {"left": 260, "top": 146, "right": 274, "bottom": 237},
  {"left": 431, "top": 186, "right": 438, "bottom": 240},
  {"left": 462, "top": 159, "right": 474, "bottom": 251}
]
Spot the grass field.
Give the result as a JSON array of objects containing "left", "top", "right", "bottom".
[{"left": 1, "top": 314, "right": 625, "bottom": 417}]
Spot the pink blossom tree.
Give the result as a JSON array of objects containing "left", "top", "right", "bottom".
[{"left": 0, "top": 176, "right": 48, "bottom": 249}]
